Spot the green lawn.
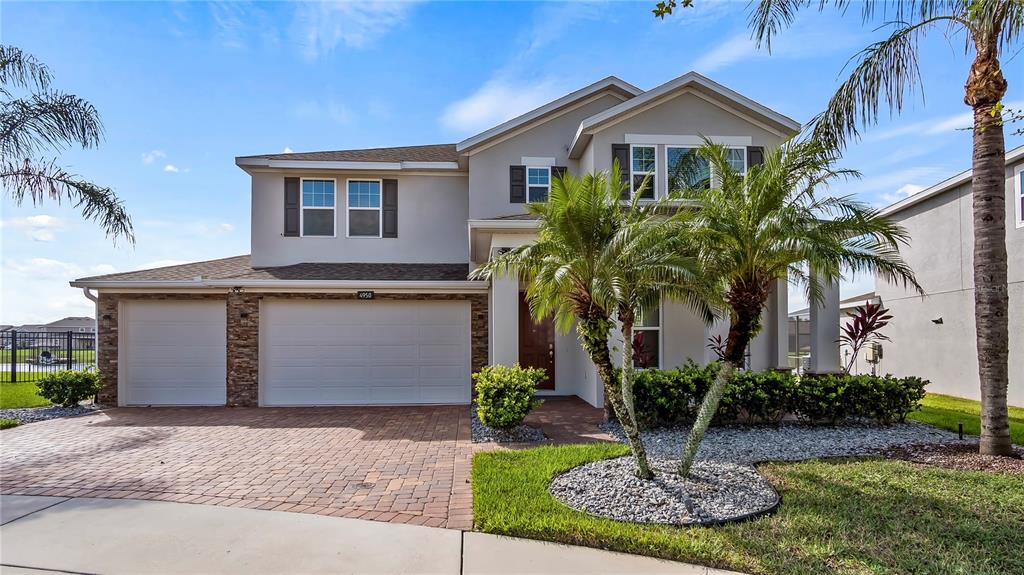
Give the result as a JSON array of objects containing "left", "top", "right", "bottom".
[
  {"left": 0, "top": 380, "right": 50, "bottom": 408},
  {"left": 909, "top": 393, "right": 1024, "bottom": 445},
  {"left": 473, "top": 444, "right": 1024, "bottom": 575}
]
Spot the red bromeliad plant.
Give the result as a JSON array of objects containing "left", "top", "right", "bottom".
[{"left": 839, "top": 301, "right": 892, "bottom": 374}]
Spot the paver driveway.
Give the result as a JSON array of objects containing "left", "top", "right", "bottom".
[{"left": 0, "top": 406, "right": 474, "bottom": 529}]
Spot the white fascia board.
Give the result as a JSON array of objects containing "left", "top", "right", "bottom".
[
  {"left": 568, "top": 71, "right": 801, "bottom": 158},
  {"left": 455, "top": 77, "right": 642, "bottom": 153},
  {"left": 878, "top": 145, "right": 1024, "bottom": 218},
  {"left": 234, "top": 158, "right": 460, "bottom": 171},
  {"left": 71, "top": 278, "right": 488, "bottom": 291}
]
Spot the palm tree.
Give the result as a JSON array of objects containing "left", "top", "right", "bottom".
[
  {"left": 469, "top": 167, "right": 658, "bottom": 477},
  {"left": 671, "top": 140, "right": 923, "bottom": 476},
  {"left": 655, "top": 0, "right": 1021, "bottom": 459},
  {"left": 1, "top": 45, "right": 133, "bottom": 242}
]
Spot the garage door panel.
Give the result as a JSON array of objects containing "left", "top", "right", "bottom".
[
  {"left": 262, "top": 300, "right": 470, "bottom": 406},
  {"left": 121, "top": 301, "right": 226, "bottom": 406}
]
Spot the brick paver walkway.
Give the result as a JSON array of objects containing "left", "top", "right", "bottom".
[{"left": 0, "top": 406, "right": 474, "bottom": 529}]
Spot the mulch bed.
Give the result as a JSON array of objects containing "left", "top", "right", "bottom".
[{"left": 883, "top": 442, "right": 1024, "bottom": 475}]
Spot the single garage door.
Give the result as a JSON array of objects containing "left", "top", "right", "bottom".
[
  {"left": 261, "top": 300, "right": 472, "bottom": 406},
  {"left": 120, "top": 300, "right": 227, "bottom": 406}
]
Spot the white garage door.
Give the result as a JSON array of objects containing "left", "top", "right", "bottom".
[
  {"left": 120, "top": 300, "right": 227, "bottom": 406},
  {"left": 261, "top": 300, "right": 472, "bottom": 406}
]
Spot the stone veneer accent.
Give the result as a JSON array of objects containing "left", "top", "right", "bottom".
[{"left": 96, "top": 291, "right": 489, "bottom": 407}]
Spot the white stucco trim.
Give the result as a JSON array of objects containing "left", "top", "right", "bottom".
[
  {"left": 235, "top": 158, "right": 461, "bottom": 171},
  {"left": 880, "top": 145, "right": 1024, "bottom": 218},
  {"left": 1014, "top": 162, "right": 1023, "bottom": 229},
  {"left": 455, "top": 76, "right": 642, "bottom": 153},
  {"left": 626, "top": 134, "right": 752, "bottom": 146},
  {"left": 521, "top": 156, "right": 556, "bottom": 166},
  {"left": 467, "top": 219, "right": 540, "bottom": 230}
]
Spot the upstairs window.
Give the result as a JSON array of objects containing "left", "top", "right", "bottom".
[
  {"left": 632, "top": 302, "right": 661, "bottom": 369},
  {"left": 347, "top": 179, "right": 382, "bottom": 237},
  {"left": 301, "top": 179, "right": 336, "bottom": 237},
  {"left": 527, "top": 167, "right": 550, "bottom": 202},
  {"left": 666, "top": 147, "right": 709, "bottom": 191},
  {"left": 630, "top": 145, "right": 656, "bottom": 199},
  {"left": 726, "top": 148, "right": 747, "bottom": 174}
]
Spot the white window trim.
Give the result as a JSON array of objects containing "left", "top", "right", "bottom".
[
  {"left": 1015, "top": 163, "right": 1023, "bottom": 229},
  {"left": 345, "top": 178, "right": 384, "bottom": 239},
  {"left": 633, "top": 300, "right": 662, "bottom": 370},
  {"left": 526, "top": 166, "right": 551, "bottom": 203},
  {"left": 299, "top": 177, "right": 337, "bottom": 238},
  {"left": 664, "top": 145, "right": 746, "bottom": 192},
  {"left": 629, "top": 144, "right": 657, "bottom": 200}
]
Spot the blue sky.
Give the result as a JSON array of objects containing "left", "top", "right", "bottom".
[{"left": 1, "top": 0, "right": 1021, "bottom": 324}]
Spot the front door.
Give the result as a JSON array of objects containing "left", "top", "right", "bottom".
[{"left": 518, "top": 292, "right": 555, "bottom": 389}]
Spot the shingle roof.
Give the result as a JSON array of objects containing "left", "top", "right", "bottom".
[
  {"left": 74, "top": 255, "right": 471, "bottom": 283},
  {"left": 238, "top": 144, "right": 459, "bottom": 163}
]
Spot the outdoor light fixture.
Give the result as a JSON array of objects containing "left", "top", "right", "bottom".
[
  {"left": 230, "top": 286, "right": 244, "bottom": 295},
  {"left": 931, "top": 317, "right": 944, "bottom": 325}
]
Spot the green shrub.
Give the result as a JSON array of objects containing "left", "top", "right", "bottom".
[
  {"left": 473, "top": 364, "right": 546, "bottom": 430},
  {"left": 36, "top": 370, "right": 101, "bottom": 408},
  {"left": 0, "top": 418, "right": 19, "bottom": 430},
  {"left": 631, "top": 363, "right": 928, "bottom": 427}
]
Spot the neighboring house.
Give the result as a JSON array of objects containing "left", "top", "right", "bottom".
[
  {"left": 875, "top": 145, "right": 1024, "bottom": 406},
  {"left": 71, "top": 72, "right": 841, "bottom": 408},
  {"left": 789, "top": 291, "right": 881, "bottom": 375},
  {"left": 40, "top": 317, "right": 96, "bottom": 333}
]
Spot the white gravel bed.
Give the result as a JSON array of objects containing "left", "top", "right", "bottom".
[
  {"left": 0, "top": 404, "right": 100, "bottom": 425},
  {"left": 550, "top": 457, "right": 778, "bottom": 525},
  {"left": 470, "top": 404, "right": 546, "bottom": 443},
  {"left": 599, "top": 420, "right": 967, "bottom": 463}
]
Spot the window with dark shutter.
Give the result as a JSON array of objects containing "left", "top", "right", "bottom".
[
  {"left": 283, "top": 177, "right": 300, "bottom": 237},
  {"left": 747, "top": 146, "right": 765, "bottom": 168},
  {"left": 611, "top": 144, "right": 630, "bottom": 200},
  {"left": 509, "top": 165, "right": 526, "bottom": 203},
  {"left": 382, "top": 179, "right": 398, "bottom": 238}
]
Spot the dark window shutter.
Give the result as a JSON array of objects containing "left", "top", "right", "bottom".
[
  {"left": 611, "top": 144, "right": 630, "bottom": 199},
  {"left": 747, "top": 146, "right": 765, "bottom": 168},
  {"left": 382, "top": 179, "right": 398, "bottom": 238},
  {"left": 509, "top": 165, "right": 526, "bottom": 203},
  {"left": 551, "top": 166, "right": 567, "bottom": 180},
  {"left": 284, "top": 177, "right": 300, "bottom": 237}
]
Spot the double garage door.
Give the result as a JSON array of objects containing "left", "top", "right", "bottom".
[{"left": 120, "top": 299, "right": 471, "bottom": 406}]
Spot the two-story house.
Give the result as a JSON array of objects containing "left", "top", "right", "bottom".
[{"left": 72, "top": 71, "right": 841, "bottom": 408}]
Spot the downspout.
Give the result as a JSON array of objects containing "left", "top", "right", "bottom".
[{"left": 81, "top": 287, "right": 99, "bottom": 371}]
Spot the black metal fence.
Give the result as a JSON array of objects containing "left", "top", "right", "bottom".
[{"left": 0, "top": 331, "right": 97, "bottom": 383}]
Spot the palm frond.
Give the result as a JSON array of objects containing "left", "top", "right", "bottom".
[
  {"left": 0, "top": 45, "right": 51, "bottom": 94},
  {"left": 1, "top": 91, "right": 104, "bottom": 157}
]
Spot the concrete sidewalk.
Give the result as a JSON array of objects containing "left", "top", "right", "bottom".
[{"left": 0, "top": 495, "right": 736, "bottom": 575}]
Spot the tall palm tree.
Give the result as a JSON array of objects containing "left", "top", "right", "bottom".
[
  {"left": 655, "top": 0, "right": 1021, "bottom": 458},
  {"left": 469, "top": 167, "right": 658, "bottom": 476},
  {"left": 671, "top": 140, "right": 923, "bottom": 476},
  {"left": 1, "top": 45, "right": 133, "bottom": 242}
]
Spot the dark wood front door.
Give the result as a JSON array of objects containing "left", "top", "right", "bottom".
[{"left": 518, "top": 292, "right": 555, "bottom": 389}]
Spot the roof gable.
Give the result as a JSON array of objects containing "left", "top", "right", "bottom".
[
  {"left": 568, "top": 71, "right": 801, "bottom": 158},
  {"left": 455, "top": 76, "right": 642, "bottom": 154}
]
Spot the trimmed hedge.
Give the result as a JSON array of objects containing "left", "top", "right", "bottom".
[
  {"left": 473, "top": 364, "right": 546, "bottom": 430},
  {"left": 36, "top": 369, "right": 101, "bottom": 408},
  {"left": 632, "top": 361, "right": 927, "bottom": 427}
]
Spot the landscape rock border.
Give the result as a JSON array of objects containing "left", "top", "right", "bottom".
[
  {"left": 549, "top": 456, "right": 780, "bottom": 526},
  {"left": 0, "top": 404, "right": 101, "bottom": 425},
  {"left": 470, "top": 403, "right": 546, "bottom": 444}
]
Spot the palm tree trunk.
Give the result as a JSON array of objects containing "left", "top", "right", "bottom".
[
  {"left": 619, "top": 312, "right": 654, "bottom": 479},
  {"left": 577, "top": 314, "right": 622, "bottom": 421},
  {"left": 678, "top": 361, "right": 734, "bottom": 476},
  {"left": 965, "top": 41, "right": 1013, "bottom": 456}
]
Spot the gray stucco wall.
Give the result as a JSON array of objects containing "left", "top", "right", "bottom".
[
  {"left": 250, "top": 171, "right": 470, "bottom": 267},
  {"left": 587, "top": 91, "right": 786, "bottom": 195},
  {"left": 876, "top": 159, "right": 1023, "bottom": 406},
  {"left": 466, "top": 92, "right": 627, "bottom": 220}
]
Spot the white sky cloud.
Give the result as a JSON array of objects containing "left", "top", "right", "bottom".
[
  {"left": 692, "top": 23, "right": 861, "bottom": 74},
  {"left": 1, "top": 214, "right": 65, "bottom": 242},
  {"left": 292, "top": 99, "right": 353, "bottom": 126},
  {"left": 869, "top": 100, "right": 1024, "bottom": 142},
  {"left": 141, "top": 149, "right": 166, "bottom": 164},
  {"left": 879, "top": 183, "right": 927, "bottom": 206},
  {"left": 293, "top": 1, "right": 418, "bottom": 58},
  {"left": 282, "top": 146, "right": 293, "bottom": 153},
  {"left": 163, "top": 164, "right": 180, "bottom": 173},
  {"left": 440, "top": 78, "right": 567, "bottom": 135}
]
